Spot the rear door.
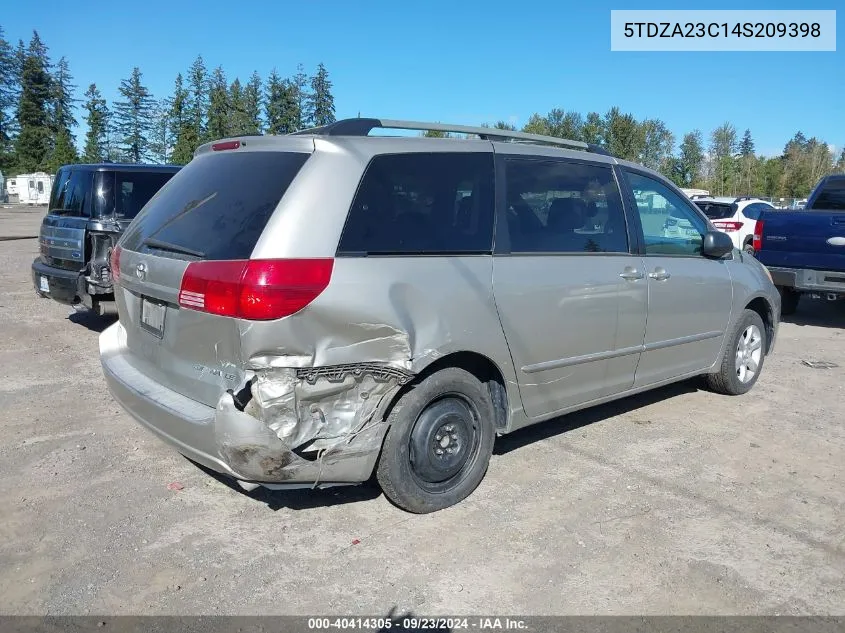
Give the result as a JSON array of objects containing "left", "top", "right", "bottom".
[
  {"left": 492, "top": 154, "right": 647, "bottom": 418},
  {"left": 115, "top": 147, "right": 311, "bottom": 406},
  {"left": 40, "top": 168, "right": 92, "bottom": 272},
  {"left": 620, "top": 169, "right": 733, "bottom": 387}
]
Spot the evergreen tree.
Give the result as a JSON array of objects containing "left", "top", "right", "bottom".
[
  {"left": 51, "top": 56, "right": 77, "bottom": 138},
  {"left": 148, "top": 101, "right": 171, "bottom": 164},
  {"left": 671, "top": 130, "right": 704, "bottom": 187},
  {"left": 292, "top": 63, "right": 309, "bottom": 129},
  {"left": 0, "top": 26, "right": 17, "bottom": 167},
  {"left": 581, "top": 112, "right": 604, "bottom": 146},
  {"left": 168, "top": 73, "right": 194, "bottom": 165},
  {"left": 187, "top": 55, "right": 208, "bottom": 143},
  {"left": 265, "top": 70, "right": 298, "bottom": 134},
  {"left": 82, "top": 83, "right": 108, "bottom": 163},
  {"left": 114, "top": 67, "right": 155, "bottom": 163},
  {"left": 227, "top": 78, "right": 250, "bottom": 136},
  {"left": 837, "top": 149, "right": 845, "bottom": 173},
  {"left": 206, "top": 66, "right": 229, "bottom": 140},
  {"left": 639, "top": 119, "right": 674, "bottom": 172},
  {"left": 306, "top": 63, "right": 335, "bottom": 127},
  {"left": 47, "top": 127, "right": 77, "bottom": 171},
  {"left": 14, "top": 32, "right": 53, "bottom": 172},
  {"left": 493, "top": 121, "right": 516, "bottom": 131},
  {"left": 603, "top": 107, "right": 644, "bottom": 160},
  {"left": 243, "top": 71, "right": 263, "bottom": 134},
  {"left": 739, "top": 129, "right": 755, "bottom": 157}
]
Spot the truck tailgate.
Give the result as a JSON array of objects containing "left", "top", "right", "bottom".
[{"left": 757, "top": 211, "right": 845, "bottom": 272}]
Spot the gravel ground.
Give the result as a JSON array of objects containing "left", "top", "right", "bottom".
[{"left": 1, "top": 209, "right": 843, "bottom": 616}]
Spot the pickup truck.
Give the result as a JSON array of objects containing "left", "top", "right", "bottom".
[{"left": 755, "top": 174, "right": 845, "bottom": 315}]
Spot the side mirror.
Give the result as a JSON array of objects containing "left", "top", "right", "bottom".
[{"left": 702, "top": 230, "right": 734, "bottom": 258}]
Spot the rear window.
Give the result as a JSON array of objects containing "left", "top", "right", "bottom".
[
  {"left": 695, "top": 201, "right": 735, "bottom": 220},
  {"left": 809, "top": 178, "right": 845, "bottom": 211},
  {"left": 49, "top": 168, "right": 92, "bottom": 217},
  {"left": 121, "top": 151, "right": 309, "bottom": 260},
  {"left": 338, "top": 152, "right": 494, "bottom": 255}
]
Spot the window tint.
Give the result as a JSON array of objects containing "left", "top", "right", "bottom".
[
  {"left": 741, "top": 202, "right": 770, "bottom": 220},
  {"left": 49, "top": 168, "right": 91, "bottom": 217},
  {"left": 696, "top": 201, "right": 735, "bottom": 220},
  {"left": 809, "top": 178, "right": 845, "bottom": 210},
  {"left": 624, "top": 171, "right": 708, "bottom": 256},
  {"left": 121, "top": 151, "right": 309, "bottom": 260},
  {"left": 503, "top": 159, "right": 627, "bottom": 254},
  {"left": 338, "top": 153, "right": 494, "bottom": 255}
]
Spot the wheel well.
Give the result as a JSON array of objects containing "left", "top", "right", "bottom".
[
  {"left": 407, "top": 352, "right": 509, "bottom": 431},
  {"left": 746, "top": 297, "right": 774, "bottom": 353}
]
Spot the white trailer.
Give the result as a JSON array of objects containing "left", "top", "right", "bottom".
[{"left": 14, "top": 172, "right": 53, "bottom": 205}]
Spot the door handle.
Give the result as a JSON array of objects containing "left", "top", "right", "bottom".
[
  {"left": 648, "top": 268, "right": 671, "bottom": 281},
  {"left": 619, "top": 268, "right": 644, "bottom": 281}
]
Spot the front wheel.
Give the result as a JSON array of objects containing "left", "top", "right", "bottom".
[
  {"left": 376, "top": 367, "right": 496, "bottom": 513},
  {"left": 706, "top": 309, "right": 767, "bottom": 396}
]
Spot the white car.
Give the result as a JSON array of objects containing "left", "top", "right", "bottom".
[{"left": 693, "top": 197, "right": 775, "bottom": 256}]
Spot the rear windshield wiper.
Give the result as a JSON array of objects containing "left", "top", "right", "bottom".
[
  {"left": 49, "top": 208, "right": 77, "bottom": 216},
  {"left": 141, "top": 238, "right": 206, "bottom": 258}
]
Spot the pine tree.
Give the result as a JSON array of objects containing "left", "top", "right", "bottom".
[
  {"left": 14, "top": 32, "right": 53, "bottom": 173},
  {"left": 148, "top": 101, "right": 171, "bottom": 164},
  {"left": 187, "top": 55, "right": 208, "bottom": 144},
  {"left": 206, "top": 66, "right": 229, "bottom": 141},
  {"left": 114, "top": 67, "right": 155, "bottom": 163},
  {"left": 0, "top": 26, "right": 17, "bottom": 168},
  {"left": 264, "top": 70, "right": 288, "bottom": 134},
  {"left": 168, "top": 73, "right": 194, "bottom": 165},
  {"left": 739, "top": 129, "right": 755, "bottom": 157},
  {"left": 292, "top": 63, "right": 308, "bottom": 129},
  {"left": 582, "top": 112, "right": 604, "bottom": 146},
  {"left": 82, "top": 83, "right": 108, "bottom": 163},
  {"left": 243, "top": 71, "right": 262, "bottom": 134},
  {"left": 306, "top": 63, "right": 335, "bottom": 127},
  {"left": 227, "top": 78, "right": 249, "bottom": 136},
  {"left": 51, "top": 57, "right": 77, "bottom": 136},
  {"left": 47, "top": 127, "right": 77, "bottom": 171}
]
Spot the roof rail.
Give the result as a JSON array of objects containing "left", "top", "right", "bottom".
[
  {"left": 734, "top": 196, "right": 758, "bottom": 202},
  {"left": 292, "top": 117, "right": 612, "bottom": 156}
]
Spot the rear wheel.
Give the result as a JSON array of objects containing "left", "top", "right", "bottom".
[
  {"left": 376, "top": 367, "right": 495, "bottom": 513},
  {"left": 706, "top": 309, "right": 767, "bottom": 396},
  {"left": 778, "top": 286, "right": 800, "bottom": 316}
]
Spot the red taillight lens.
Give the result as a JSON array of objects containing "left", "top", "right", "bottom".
[
  {"left": 712, "top": 221, "right": 743, "bottom": 232},
  {"left": 110, "top": 245, "right": 122, "bottom": 282},
  {"left": 752, "top": 220, "right": 764, "bottom": 251},
  {"left": 212, "top": 140, "right": 241, "bottom": 151},
  {"left": 178, "top": 259, "right": 334, "bottom": 320}
]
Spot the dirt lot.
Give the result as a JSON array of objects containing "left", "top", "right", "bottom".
[{"left": 1, "top": 206, "right": 843, "bottom": 616}]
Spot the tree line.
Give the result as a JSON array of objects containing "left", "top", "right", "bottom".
[
  {"left": 0, "top": 28, "right": 337, "bottom": 173},
  {"left": 478, "top": 109, "right": 845, "bottom": 200}
]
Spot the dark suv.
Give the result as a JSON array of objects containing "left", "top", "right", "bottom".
[{"left": 32, "top": 163, "right": 180, "bottom": 315}]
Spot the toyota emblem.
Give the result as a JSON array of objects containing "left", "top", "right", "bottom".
[{"left": 135, "top": 262, "right": 148, "bottom": 280}]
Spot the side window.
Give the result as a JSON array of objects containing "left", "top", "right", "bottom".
[
  {"left": 503, "top": 159, "right": 628, "bottom": 254},
  {"left": 623, "top": 171, "right": 707, "bottom": 256},
  {"left": 37, "top": 181, "right": 44, "bottom": 193},
  {"left": 742, "top": 203, "right": 761, "bottom": 221},
  {"left": 114, "top": 171, "right": 176, "bottom": 219},
  {"left": 338, "top": 153, "right": 494, "bottom": 254}
]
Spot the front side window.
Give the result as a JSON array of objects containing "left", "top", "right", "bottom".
[
  {"left": 624, "top": 171, "right": 708, "bottom": 256},
  {"left": 338, "top": 152, "right": 494, "bottom": 255},
  {"left": 503, "top": 159, "right": 628, "bottom": 254}
]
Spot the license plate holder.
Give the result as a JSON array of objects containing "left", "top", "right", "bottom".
[
  {"left": 39, "top": 276, "right": 49, "bottom": 293},
  {"left": 140, "top": 297, "right": 166, "bottom": 338}
]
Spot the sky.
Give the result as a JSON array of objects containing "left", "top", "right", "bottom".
[{"left": 3, "top": 0, "right": 842, "bottom": 157}]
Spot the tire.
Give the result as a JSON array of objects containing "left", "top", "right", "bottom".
[
  {"left": 376, "top": 367, "right": 496, "bottom": 513},
  {"left": 778, "top": 286, "right": 800, "bottom": 316},
  {"left": 706, "top": 309, "right": 767, "bottom": 396}
]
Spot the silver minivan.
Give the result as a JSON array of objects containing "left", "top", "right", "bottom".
[{"left": 99, "top": 118, "right": 780, "bottom": 513}]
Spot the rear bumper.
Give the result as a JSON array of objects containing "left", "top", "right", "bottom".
[
  {"left": 99, "top": 322, "right": 386, "bottom": 487},
  {"left": 769, "top": 266, "right": 845, "bottom": 295},
  {"left": 32, "top": 258, "right": 83, "bottom": 304}
]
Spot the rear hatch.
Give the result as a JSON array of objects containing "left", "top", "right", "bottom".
[
  {"left": 757, "top": 210, "right": 845, "bottom": 271},
  {"left": 114, "top": 146, "right": 312, "bottom": 406}
]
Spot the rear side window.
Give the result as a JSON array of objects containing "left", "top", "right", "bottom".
[
  {"left": 338, "top": 153, "right": 494, "bottom": 255},
  {"left": 741, "top": 203, "right": 770, "bottom": 220},
  {"left": 503, "top": 158, "right": 628, "bottom": 254},
  {"left": 49, "top": 168, "right": 92, "bottom": 217},
  {"left": 809, "top": 178, "right": 845, "bottom": 210},
  {"left": 696, "top": 201, "right": 735, "bottom": 220},
  {"left": 121, "top": 151, "right": 309, "bottom": 260}
]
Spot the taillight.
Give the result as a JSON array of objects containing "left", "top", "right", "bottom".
[
  {"left": 110, "top": 245, "right": 122, "bottom": 282},
  {"left": 177, "top": 259, "right": 334, "bottom": 320},
  {"left": 212, "top": 140, "right": 241, "bottom": 151},
  {"left": 712, "top": 221, "right": 743, "bottom": 232},
  {"left": 752, "top": 220, "right": 764, "bottom": 251}
]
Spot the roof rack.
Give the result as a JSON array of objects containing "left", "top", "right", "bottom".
[
  {"left": 292, "top": 117, "right": 612, "bottom": 156},
  {"left": 733, "top": 196, "right": 757, "bottom": 202}
]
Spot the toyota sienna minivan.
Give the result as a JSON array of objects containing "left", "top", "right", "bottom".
[{"left": 100, "top": 118, "right": 780, "bottom": 513}]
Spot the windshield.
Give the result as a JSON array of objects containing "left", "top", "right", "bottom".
[{"left": 695, "top": 201, "right": 735, "bottom": 220}]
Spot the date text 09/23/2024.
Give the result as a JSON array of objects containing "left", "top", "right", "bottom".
[{"left": 307, "top": 617, "right": 528, "bottom": 630}]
